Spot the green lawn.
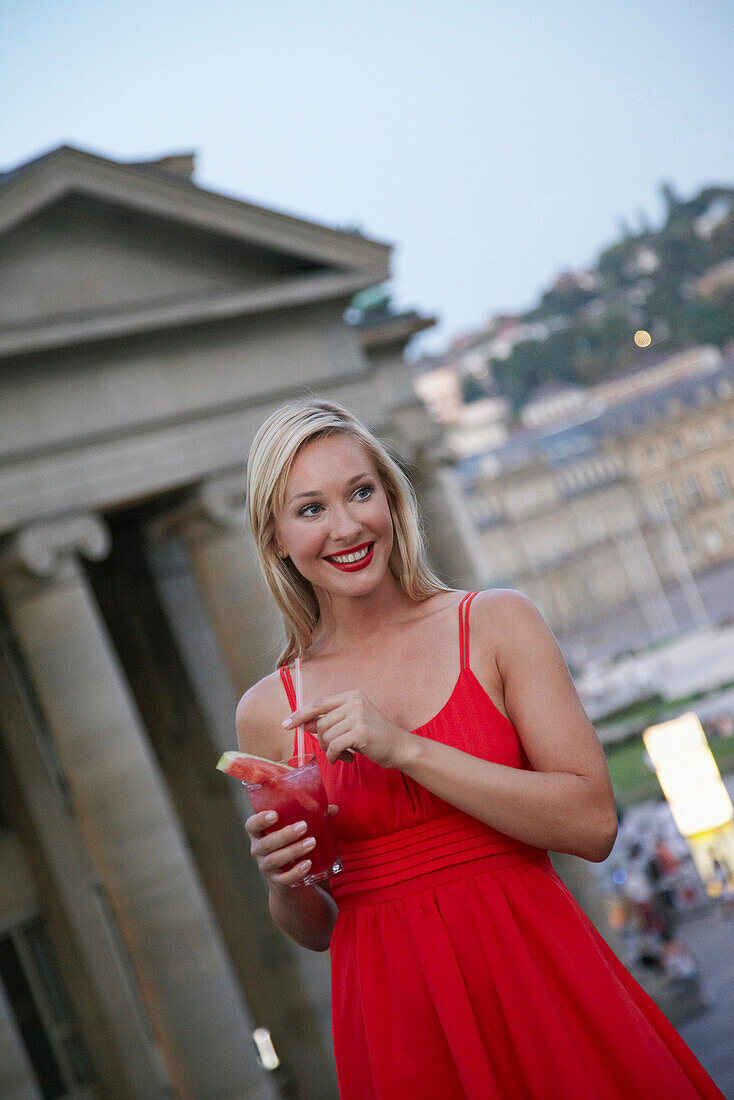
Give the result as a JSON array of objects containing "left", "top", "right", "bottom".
[
  {"left": 605, "top": 732, "right": 734, "bottom": 809},
  {"left": 595, "top": 682, "right": 734, "bottom": 745}
]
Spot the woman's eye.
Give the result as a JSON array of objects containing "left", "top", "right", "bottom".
[
  {"left": 298, "top": 503, "right": 322, "bottom": 517},
  {"left": 354, "top": 484, "right": 374, "bottom": 500}
]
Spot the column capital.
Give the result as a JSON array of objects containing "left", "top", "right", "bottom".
[
  {"left": 1, "top": 512, "right": 111, "bottom": 589},
  {"left": 383, "top": 401, "right": 443, "bottom": 465},
  {"left": 150, "top": 470, "right": 247, "bottom": 545},
  {"left": 199, "top": 471, "right": 248, "bottom": 529}
]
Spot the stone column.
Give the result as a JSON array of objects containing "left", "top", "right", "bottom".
[
  {"left": 413, "top": 453, "right": 487, "bottom": 590},
  {"left": 0, "top": 642, "right": 169, "bottom": 1100},
  {"left": 164, "top": 473, "right": 284, "bottom": 696},
  {"left": 0, "top": 514, "right": 275, "bottom": 1100},
  {"left": 149, "top": 477, "right": 338, "bottom": 1096},
  {"left": 376, "top": 404, "right": 487, "bottom": 591}
]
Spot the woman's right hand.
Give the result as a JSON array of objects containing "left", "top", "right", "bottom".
[{"left": 246, "top": 811, "right": 317, "bottom": 888}]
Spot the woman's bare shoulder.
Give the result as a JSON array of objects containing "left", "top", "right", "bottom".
[
  {"left": 472, "top": 588, "right": 545, "bottom": 629},
  {"left": 421, "top": 587, "right": 528, "bottom": 625},
  {"left": 235, "top": 668, "right": 293, "bottom": 759},
  {"left": 470, "top": 589, "right": 553, "bottom": 666}
]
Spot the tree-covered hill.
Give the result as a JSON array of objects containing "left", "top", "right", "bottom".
[{"left": 490, "top": 183, "right": 734, "bottom": 411}]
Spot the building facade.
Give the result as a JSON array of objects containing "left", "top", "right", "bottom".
[
  {"left": 0, "top": 147, "right": 479, "bottom": 1100},
  {"left": 459, "top": 350, "right": 734, "bottom": 658}
]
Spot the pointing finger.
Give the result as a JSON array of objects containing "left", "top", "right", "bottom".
[{"left": 282, "top": 694, "right": 350, "bottom": 729}]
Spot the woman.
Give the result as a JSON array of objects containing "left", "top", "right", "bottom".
[{"left": 238, "top": 399, "right": 723, "bottom": 1099}]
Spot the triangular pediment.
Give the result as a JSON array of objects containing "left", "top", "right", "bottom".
[
  {"left": 0, "top": 191, "right": 324, "bottom": 328},
  {"left": 0, "top": 145, "right": 391, "bottom": 356}
]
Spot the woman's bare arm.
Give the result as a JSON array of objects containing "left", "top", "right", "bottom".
[
  {"left": 399, "top": 591, "right": 618, "bottom": 860},
  {"left": 287, "top": 591, "right": 617, "bottom": 862},
  {"left": 236, "top": 679, "right": 338, "bottom": 951}
]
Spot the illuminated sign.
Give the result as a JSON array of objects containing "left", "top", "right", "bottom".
[{"left": 643, "top": 713, "right": 733, "bottom": 837}]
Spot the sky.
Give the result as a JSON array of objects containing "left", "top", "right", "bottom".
[{"left": 2, "top": 0, "right": 733, "bottom": 355}]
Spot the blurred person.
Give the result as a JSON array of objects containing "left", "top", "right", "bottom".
[
  {"left": 646, "top": 846, "right": 678, "bottom": 937},
  {"left": 710, "top": 853, "right": 734, "bottom": 916},
  {"left": 236, "top": 399, "right": 724, "bottom": 1098},
  {"left": 619, "top": 850, "right": 669, "bottom": 968},
  {"left": 655, "top": 836, "right": 682, "bottom": 876},
  {"left": 661, "top": 934, "right": 700, "bottom": 983}
]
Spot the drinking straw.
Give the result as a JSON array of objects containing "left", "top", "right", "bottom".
[{"left": 294, "top": 656, "right": 306, "bottom": 766}]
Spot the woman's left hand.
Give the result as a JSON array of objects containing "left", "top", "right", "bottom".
[{"left": 283, "top": 692, "right": 411, "bottom": 769}]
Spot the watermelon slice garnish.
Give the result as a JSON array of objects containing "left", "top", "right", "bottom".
[{"left": 216, "top": 751, "right": 295, "bottom": 784}]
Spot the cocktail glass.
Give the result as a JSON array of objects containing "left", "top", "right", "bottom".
[{"left": 245, "top": 754, "right": 343, "bottom": 887}]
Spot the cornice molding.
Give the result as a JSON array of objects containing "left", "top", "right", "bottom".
[
  {"left": 0, "top": 265, "right": 387, "bottom": 359},
  {"left": 357, "top": 313, "right": 437, "bottom": 352}
]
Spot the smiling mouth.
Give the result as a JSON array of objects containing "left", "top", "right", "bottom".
[{"left": 324, "top": 542, "right": 375, "bottom": 570}]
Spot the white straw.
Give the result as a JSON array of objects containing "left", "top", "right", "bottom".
[{"left": 294, "top": 657, "right": 306, "bottom": 766}]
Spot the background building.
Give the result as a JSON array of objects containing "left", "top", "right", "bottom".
[
  {"left": 0, "top": 146, "right": 479, "bottom": 1100},
  {"left": 456, "top": 346, "right": 734, "bottom": 661}
]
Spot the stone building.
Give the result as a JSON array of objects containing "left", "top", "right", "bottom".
[
  {"left": 459, "top": 349, "right": 734, "bottom": 658},
  {"left": 0, "top": 146, "right": 478, "bottom": 1100}
]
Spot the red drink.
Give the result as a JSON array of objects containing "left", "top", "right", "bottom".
[{"left": 246, "top": 754, "right": 343, "bottom": 887}]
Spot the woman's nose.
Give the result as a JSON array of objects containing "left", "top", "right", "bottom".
[{"left": 330, "top": 505, "right": 362, "bottom": 543}]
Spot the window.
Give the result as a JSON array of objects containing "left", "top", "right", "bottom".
[
  {"left": 695, "top": 423, "right": 712, "bottom": 449},
  {"left": 657, "top": 537, "right": 673, "bottom": 567},
  {"left": 587, "top": 575, "right": 609, "bottom": 600},
  {"left": 710, "top": 465, "right": 732, "bottom": 499},
  {"left": 668, "top": 434, "right": 685, "bottom": 459},
  {"left": 677, "top": 528, "right": 694, "bottom": 555},
  {"left": 639, "top": 489, "right": 661, "bottom": 522},
  {"left": 657, "top": 481, "right": 680, "bottom": 519},
  {"left": 683, "top": 474, "right": 705, "bottom": 507},
  {"left": 702, "top": 525, "right": 723, "bottom": 554}
]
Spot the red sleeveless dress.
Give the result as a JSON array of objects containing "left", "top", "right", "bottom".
[{"left": 280, "top": 593, "right": 722, "bottom": 1099}]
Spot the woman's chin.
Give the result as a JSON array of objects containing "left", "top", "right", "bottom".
[{"left": 318, "top": 558, "right": 391, "bottom": 597}]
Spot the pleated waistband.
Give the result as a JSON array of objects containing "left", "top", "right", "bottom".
[{"left": 331, "top": 811, "right": 547, "bottom": 910}]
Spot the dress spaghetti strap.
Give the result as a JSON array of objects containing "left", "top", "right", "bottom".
[
  {"left": 282, "top": 596, "right": 479, "bottom": 707},
  {"left": 458, "top": 591, "right": 478, "bottom": 671},
  {"left": 279, "top": 664, "right": 297, "bottom": 710},
  {"left": 283, "top": 596, "right": 479, "bottom": 705}
]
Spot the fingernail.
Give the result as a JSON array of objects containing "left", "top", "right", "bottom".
[
  {"left": 301, "top": 860, "right": 312, "bottom": 871},
  {"left": 294, "top": 820, "right": 307, "bottom": 835},
  {"left": 303, "top": 836, "right": 316, "bottom": 850},
  {"left": 282, "top": 718, "right": 293, "bottom": 728},
  {"left": 265, "top": 812, "right": 277, "bottom": 823}
]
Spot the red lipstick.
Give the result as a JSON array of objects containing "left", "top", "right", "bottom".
[{"left": 324, "top": 541, "right": 375, "bottom": 572}]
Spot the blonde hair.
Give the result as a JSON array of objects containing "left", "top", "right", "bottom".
[{"left": 246, "top": 398, "right": 449, "bottom": 665}]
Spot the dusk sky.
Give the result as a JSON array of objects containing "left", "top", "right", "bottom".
[{"left": 3, "top": 0, "right": 733, "bottom": 353}]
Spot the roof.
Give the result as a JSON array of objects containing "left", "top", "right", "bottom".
[
  {"left": 0, "top": 144, "right": 393, "bottom": 266},
  {"left": 0, "top": 144, "right": 393, "bottom": 357}
]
